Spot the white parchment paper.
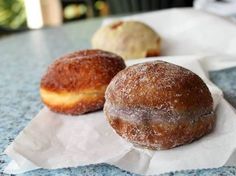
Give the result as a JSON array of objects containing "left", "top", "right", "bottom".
[
  {"left": 4, "top": 55, "right": 236, "bottom": 175},
  {"left": 103, "top": 8, "right": 236, "bottom": 58},
  {"left": 4, "top": 8, "right": 236, "bottom": 175}
]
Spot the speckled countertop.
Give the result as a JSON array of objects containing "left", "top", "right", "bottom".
[{"left": 1, "top": 18, "right": 236, "bottom": 176}]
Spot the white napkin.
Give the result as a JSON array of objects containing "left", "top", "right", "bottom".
[
  {"left": 103, "top": 8, "right": 236, "bottom": 57},
  {"left": 4, "top": 8, "right": 236, "bottom": 175},
  {"left": 4, "top": 55, "right": 236, "bottom": 175},
  {"left": 194, "top": 0, "right": 236, "bottom": 17}
]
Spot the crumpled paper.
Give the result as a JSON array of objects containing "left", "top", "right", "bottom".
[
  {"left": 103, "top": 8, "right": 236, "bottom": 57},
  {"left": 4, "top": 9, "right": 236, "bottom": 175},
  {"left": 4, "top": 55, "right": 236, "bottom": 175}
]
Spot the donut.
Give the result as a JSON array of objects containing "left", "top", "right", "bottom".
[
  {"left": 40, "top": 49, "right": 126, "bottom": 115},
  {"left": 104, "top": 61, "right": 215, "bottom": 150},
  {"left": 92, "top": 21, "right": 161, "bottom": 60}
]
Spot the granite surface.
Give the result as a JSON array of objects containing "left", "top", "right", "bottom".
[{"left": 0, "top": 18, "right": 236, "bottom": 176}]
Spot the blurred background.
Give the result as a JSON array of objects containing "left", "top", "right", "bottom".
[
  {"left": 0, "top": 0, "right": 235, "bottom": 38},
  {"left": 0, "top": 0, "right": 193, "bottom": 38}
]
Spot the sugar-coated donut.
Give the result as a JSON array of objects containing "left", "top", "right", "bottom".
[
  {"left": 40, "top": 49, "right": 126, "bottom": 115},
  {"left": 104, "top": 61, "right": 215, "bottom": 150},
  {"left": 92, "top": 21, "right": 161, "bottom": 60}
]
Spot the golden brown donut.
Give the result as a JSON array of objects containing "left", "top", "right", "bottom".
[
  {"left": 92, "top": 21, "right": 161, "bottom": 60},
  {"left": 40, "top": 49, "right": 126, "bottom": 115},
  {"left": 104, "top": 61, "right": 215, "bottom": 150}
]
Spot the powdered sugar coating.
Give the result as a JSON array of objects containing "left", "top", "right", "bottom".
[
  {"left": 104, "top": 111, "right": 215, "bottom": 150},
  {"left": 105, "top": 60, "right": 213, "bottom": 123},
  {"left": 104, "top": 60, "right": 215, "bottom": 149},
  {"left": 41, "top": 49, "right": 126, "bottom": 92},
  {"left": 40, "top": 49, "right": 126, "bottom": 115}
]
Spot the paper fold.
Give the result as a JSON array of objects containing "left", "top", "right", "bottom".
[
  {"left": 5, "top": 55, "right": 236, "bottom": 175},
  {"left": 4, "top": 8, "right": 236, "bottom": 175}
]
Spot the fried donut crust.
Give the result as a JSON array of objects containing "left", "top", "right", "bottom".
[
  {"left": 104, "top": 60, "right": 215, "bottom": 150},
  {"left": 40, "top": 49, "right": 126, "bottom": 115}
]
